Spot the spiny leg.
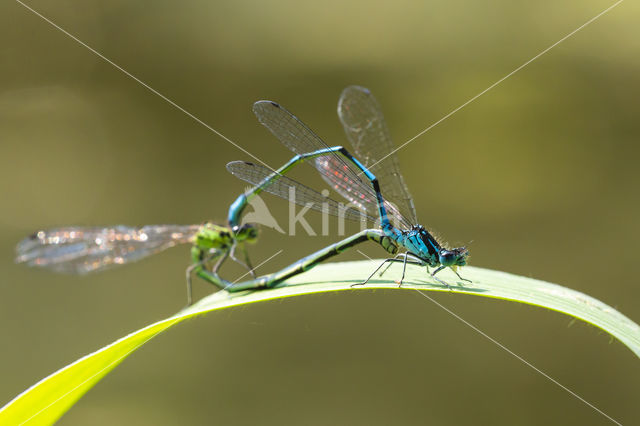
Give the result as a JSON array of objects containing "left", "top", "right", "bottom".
[
  {"left": 212, "top": 250, "right": 230, "bottom": 274},
  {"left": 431, "top": 266, "right": 472, "bottom": 290},
  {"left": 352, "top": 256, "right": 425, "bottom": 288},
  {"left": 379, "top": 253, "right": 407, "bottom": 277},
  {"left": 452, "top": 268, "right": 472, "bottom": 284},
  {"left": 185, "top": 263, "right": 198, "bottom": 306},
  {"left": 246, "top": 251, "right": 256, "bottom": 277},
  {"left": 430, "top": 266, "right": 452, "bottom": 290},
  {"left": 229, "top": 242, "right": 256, "bottom": 277},
  {"left": 401, "top": 254, "right": 430, "bottom": 283},
  {"left": 194, "top": 249, "right": 236, "bottom": 291},
  {"left": 397, "top": 254, "right": 409, "bottom": 287},
  {"left": 379, "top": 253, "right": 426, "bottom": 278},
  {"left": 351, "top": 258, "right": 396, "bottom": 288},
  {"left": 185, "top": 251, "right": 220, "bottom": 306},
  {"left": 242, "top": 245, "right": 256, "bottom": 278},
  {"left": 187, "top": 250, "right": 233, "bottom": 301}
]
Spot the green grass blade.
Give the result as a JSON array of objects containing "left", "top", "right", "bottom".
[{"left": 1, "top": 261, "right": 638, "bottom": 425}]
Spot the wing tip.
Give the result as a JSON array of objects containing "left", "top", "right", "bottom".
[
  {"left": 15, "top": 232, "right": 42, "bottom": 253},
  {"left": 342, "top": 85, "right": 370, "bottom": 96},
  {"left": 226, "top": 161, "right": 254, "bottom": 172},
  {"left": 253, "top": 100, "right": 281, "bottom": 109}
]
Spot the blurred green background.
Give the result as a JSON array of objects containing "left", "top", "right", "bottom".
[{"left": 1, "top": 0, "right": 639, "bottom": 424}]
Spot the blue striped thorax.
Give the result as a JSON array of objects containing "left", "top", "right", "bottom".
[
  {"left": 403, "top": 225, "right": 441, "bottom": 266},
  {"left": 384, "top": 224, "right": 468, "bottom": 269}
]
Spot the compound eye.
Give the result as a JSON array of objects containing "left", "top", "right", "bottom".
[
  {"left": 248, "top": 227, "right": 258, "bottom": 240},
  {"left": 439, "top": 251, "right": 455, "bottom": 266},
  {"left": 238, "top": 224, "right": 258, "bottom": 241}
]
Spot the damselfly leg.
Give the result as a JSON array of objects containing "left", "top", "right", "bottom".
[{"left": 378, "top": 252, "right": 430, "bottom": 278}]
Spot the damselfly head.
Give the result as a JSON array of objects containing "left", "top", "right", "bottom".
[
  {"left": 438, "top": 247, "right": 469, "bottom": 267},
  {"left": 234, "top": 223, "right": 259, "bottom": 243}
]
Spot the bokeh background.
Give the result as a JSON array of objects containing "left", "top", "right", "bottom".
[{"left": 1, "top": 0, "right": 639, "bottom": 424}]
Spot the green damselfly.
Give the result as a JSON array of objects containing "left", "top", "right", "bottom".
[{"left": 16, "top": 220, "right": 257, "bottom": 305}]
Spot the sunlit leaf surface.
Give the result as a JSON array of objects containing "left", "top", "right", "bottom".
[{"left": 1, "top": 261, "right": 638, "bottom": 425}]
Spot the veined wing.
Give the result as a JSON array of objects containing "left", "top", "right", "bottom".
[
  {"left": 15, "top": 225, "right": 201, "bottom": 274},
  {"left": 253, "top": 101, "right": 412, "bottom": 229},
  {"left": 226, "top": 161, "right": 377, "bottom": 223},
  {"left": 338, "top": 85, "right": 418, "bottom": 225}
]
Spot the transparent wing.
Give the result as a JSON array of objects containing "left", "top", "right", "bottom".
[
  {"left": 338, "top": 85, "right": 418, "bottom": 224},
  {"left": 253, "top": 101, "right": 412, "bottom": 229},
  {"left": 15, "top": 225, "right": 200, "bottom": 274},
  {"left": 226, "top": 161, "right": 377, "bottom": 223}
]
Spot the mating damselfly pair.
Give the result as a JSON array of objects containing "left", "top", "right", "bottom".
[{"left": 16, "top": 86, "right": 470, "bottom": 305}]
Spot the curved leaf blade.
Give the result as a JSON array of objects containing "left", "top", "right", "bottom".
[{"left": 1, "top": 262, "right": 638, "bottom": 425}]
